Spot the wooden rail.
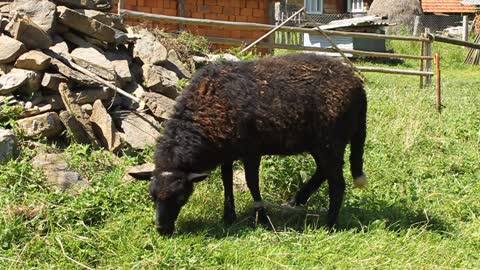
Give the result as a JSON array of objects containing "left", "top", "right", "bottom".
[
  {"left": 206, "top": 36, "right": 433, "bottom": 60},
  {"left": 120, "top": 9, "right": 429, "bottom": 42},
  {"left": 429, "top": 34, "right": 480, "bottom": 50},
  {"left": 357, "top": 66, "right": 434, "bottom": 76}
]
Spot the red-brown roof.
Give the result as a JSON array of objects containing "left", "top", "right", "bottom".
[{"left": 422, "top": 0, "right": 477, "bottom": 13}]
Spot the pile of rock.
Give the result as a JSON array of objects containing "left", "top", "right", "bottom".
[{"left": 0, "top": 0, "right": 230, "bottom": 155}]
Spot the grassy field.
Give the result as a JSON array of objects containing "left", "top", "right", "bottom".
[{"left": 1, "top": 41, "right": 479, "bottom": 269}]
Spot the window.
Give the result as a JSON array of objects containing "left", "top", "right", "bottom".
[
  {"left": 348, "top": 0, "right": 364, "bottom": 13},
  {"left": 305, "top": 0, "right": 323, "bottom": 14}
]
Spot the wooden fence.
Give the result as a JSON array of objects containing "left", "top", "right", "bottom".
[{"left": 117, "top": 3, "right": 480, "bottom": 111}]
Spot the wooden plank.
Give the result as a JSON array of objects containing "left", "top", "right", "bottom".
[
  {"left": 121, "top": 10, "right": 428, "bottom": 42},
  {"left": 357, "top": 66, "right": 434, "bottom": 76},
  {"left": 205, "top": 36, "right": 433, "bottom": 60},
  {"left": 429, "top": 33, "right": 480, "bottom": 50},
  {"left": 425, "top": 29, "right": 433, "bottom": 85}
]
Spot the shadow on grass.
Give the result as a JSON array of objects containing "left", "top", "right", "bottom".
[{"left": 174, "top": 199, "right": 453, "bottom": 239}]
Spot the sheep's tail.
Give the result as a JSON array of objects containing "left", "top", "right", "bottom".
[{"left": 350, "top": 88, "right": 367, "bottom": 189}]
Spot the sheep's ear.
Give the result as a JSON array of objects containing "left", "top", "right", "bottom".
[{"left": 187, "top": 172, "right": 209, "bottom": 183}]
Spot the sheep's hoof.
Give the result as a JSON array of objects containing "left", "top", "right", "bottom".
[
  {"left": 254, "top": 207, "right": 269, "bottom": 226},
  {"left": 353, "top": 174, "right": 367, "bottom": 189}
]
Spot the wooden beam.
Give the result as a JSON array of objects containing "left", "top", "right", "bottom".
[
  {"left": 205, "top": 36, "right": 433, "bottom": 60},
  {"left": 357, "top": 66, "right": 434, "bottom": 76},
  {"left": 177, "top": 0, "right": 185, "bottom": 31},
  {"left": 429, "top": 33, "right": 480, "bottom": 50},
  {"left": 120, "top": 10, "right": 429, "bottom": 42}
]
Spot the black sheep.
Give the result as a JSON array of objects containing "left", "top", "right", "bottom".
[{"left": 150, "top": 53, "right": 368, "bottom": 235}]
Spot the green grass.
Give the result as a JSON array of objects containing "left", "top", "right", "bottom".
[{"left": 1, "top": 42, "right": 480, "bottom": 269}]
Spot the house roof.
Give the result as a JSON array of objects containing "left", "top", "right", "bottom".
[{"left": 422, "top": 0, "right": 477, "bottom": 13}]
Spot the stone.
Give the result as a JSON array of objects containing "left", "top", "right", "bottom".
[
  {"left": 90, "top": 100, "right": 122, "bottom": 151},
  {"left": 53, "top": 0, "right": 113, "bottom": 11},
  {"left": 59, "top": 110, "right": 92, "bottom": 144},
  {"left": 0, "top": 128, "right": 18, "bottom": 163},
  {"left": 0, "top": 68, "right": 41, "bottom": 95},
  {"left": 124, "top": 163, "right": 155, "bottom": 181},
  {"left": 48, "top": 57, "right": 101, "bottom": 87},
  {"left": 81, "top": 103, "right": 93, "bottom": 115},
  {"left": 105, "top": 50, "right": 132, "bottom": 85},
  {"left": 112, "top": 111, "right": 161, "bottom": 150},
  {"left": 8, "top": 14, "right": 52, "bottom": 50},
  {"left": 71, "top": 87, "right": 113, "bottom": 104},
  {"left": 16, "top": 112, "right": 64, "bottom": 138},
  {"left": 83, "top": 36, "right": 108, "bottom": 50},
  {"left": 41, "top": 72, "right": 70, "bottom": 92},
  {"left": 121, "top": 81, "right": 146, "bottom": 109},
  {"left": 49, "top": 35, "right": 71, "bottom": 61},
  {"left": 142, "top": 64, "right": 179, "bottom": 99},
  {"left": 11, "top": 0, "right": 56, "bottom": 34},
  {"left": 0, "top": 35, "right": 27, "bottom": 64},
  {"left": 58, "top": 83, "right": 101, "bottom": 147},
  {"left": 74, "top": 9, "right": 126, "bottom": 32},
  {"left": 132, "top": 28, "right": 167, "bottom": 65},
  {"left": 61, "top": 32, "right": 104, "bottom": 52},
  {"left": 233, "top": 169, "right": 248, "bottom": 193},
  {"left": 57, "top": 6, "right": 115, "bottom": 43},
  {"left": 0, "top": 64, "right": 13, "bottom": 76},
  {"left": 0, "top": 2, "right": 13, "bottom": 14},
  {"left": 143, "top": 92, "right": 175, "bottom": 120},
  {"left": 31, "top": 153, "right": 89, "bottom": 192},
  {"left": 71, "top": 47, "right": 115, "bottom": 81},
  {"left": 163, "top": 49, "right": 191, "bottom": 79},
  {"left": 14, "top": 50, "right": 51, "bottom": 71}
]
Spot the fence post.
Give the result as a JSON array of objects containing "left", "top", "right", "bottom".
[
  {"left": 118, "top": 0, "right": 124, "bottom": 16},
  {"left": 178, "top": 0, "right": 185, "bottom": 31},
  {"left": 419, "top": 34, "right": 425, "bottom": 88},
  {"left": 425, "top": 28, "right": 433, "bottom": 86},
  {"left": 463, "top": 15, "right": 469, "bottom": 41},
  {"left": 413, "top": 16, "right": 420, "bottom": 36},
  {"left": 435, "top": 53, "right": 442, "bottom": 113}
]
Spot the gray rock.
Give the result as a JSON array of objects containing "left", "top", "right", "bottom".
[
  {"left": 0, "top": 64, "right": 13, "bottom": 76},
  {"left": 11, "top": 0, "right": 56, "bottom": 34},
  {"left": 0, "top": 68, "right": 41, "bottom": 95},
  {"left": 41, "top": 72, "right": 70, "bottom": 92},
  {"left": 49, "top": 35, "right": 71, "bottom": 61},
  {"left": 71, "top": 47, "right": 115, "bottom": 81},
  {"left": 16, "top": 112, "right": 64, "bottom": 138},
  {"left": 31, "top": 153, "right": 89, "bottom": 192},
  {"left": 121, "top": 81, "right": 146, "bottom": 109},
  {"left": 0, "top": 35, "right": 27, "bottom": 64},
  {"left": 48, "top": 57, "right": 101, "bottom": 87},
  {"left": 112, "top": 111, "right": 161, "bottom": 150},
  {"left": 74, "top": 9, "right": 126, "bottom": 32},
  {"left": 53, "top": 0, "right": 113, "bottom": 11},
  {"left": 14, "top": 50, "right": 51, "bottom": 71},
  {"left": 143, "top": 92, "right": 175, "bottom": 120},
  {"left": 71, "top": 87, "right": 113, "bottom": 104},
  {"left": 142, "top": 64, "right": 179, "bottom": 99},
  {"left": 132, "top": 29, "right": 167, "bottom": 65},
  {"left": 163, "top": 49, "right": 191, "bottom": 79},
  {"left": 61, "top": 32, "right": 104, "bottom": 52},
  {"left": 89, "top": 100, "right": 122, "bottom": 151},
  {"left": 0, "top": 128, "right": 18, "bottom": 163},
  {"left": 7, "top": 14, "right": 52, "bottom": 50},
  {"left": 105, "top": 50, "right": 132, "bottom": 85},
  {"left": 59, "top": 110, "right": 92, "bottom": 144},
  {"left": 57, "top": 6, "right": 115, "bottom": 43}
]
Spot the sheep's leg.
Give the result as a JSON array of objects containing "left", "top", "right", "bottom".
[
  {"left": 221, "top": 161, "right": 236, "bottom": 224},
  {"left": 325, "top": 158, "right": 346, "bottom": 230},
  {"left": 288, "top": 155, "right": 327, "bottom": 206},
  {"left": 243, "top": 156, "right": 269, "bottom": 225}
]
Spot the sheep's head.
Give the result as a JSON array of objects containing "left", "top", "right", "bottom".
[{"left": 149, "top": 170, "right": 208, "bottom": 235}]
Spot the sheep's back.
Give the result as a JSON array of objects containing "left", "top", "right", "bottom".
[{"left": 174, "top": 53, "right": 363, "bottom": 153}]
